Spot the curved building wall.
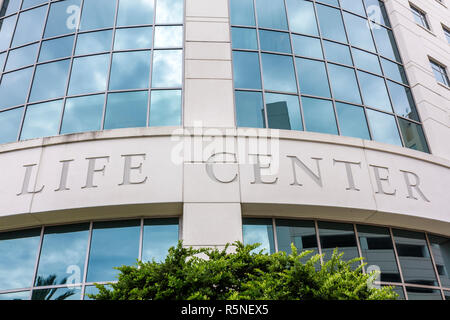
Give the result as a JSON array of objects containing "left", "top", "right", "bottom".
[{"left": 0, "top": 0, "right": 449, "bottom": 300}]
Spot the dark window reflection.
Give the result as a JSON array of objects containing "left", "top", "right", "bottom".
[
  {"left": 317, "top": 221, "right": 359, "bottom": 265},
  {"left": 428, "top": 235, "right": 450, "bottom": 288},
  {"left": 406, "top": 287, "right": 442, "bottom": 300},
  {"left": 275, "top": 219, "right": 318, "bottom": 257}
]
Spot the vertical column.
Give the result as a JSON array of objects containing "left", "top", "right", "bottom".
[{"left": 184, "top": 0, "right": 235, "bottom": 127}]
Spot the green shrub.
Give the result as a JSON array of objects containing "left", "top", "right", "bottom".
[{"left": 89, "top": 241, "right": 397, "bottom": 300}]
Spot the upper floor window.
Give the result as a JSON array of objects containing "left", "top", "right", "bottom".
[
  {"left": 410, "top": 5, "right": 430, "bottom": 30},
  {"left": 443, "top": 25, "right": 450, "bottom": 44},
  {"left": 430, "top": 59, "right": 450, "bottom": 86}
]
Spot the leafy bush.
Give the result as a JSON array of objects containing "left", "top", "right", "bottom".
[{"left": 89, "top": 241, "right": 397, "bottom": 300}]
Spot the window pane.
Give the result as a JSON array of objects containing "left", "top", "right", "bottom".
[
  {"left": 343, "top": 12, "right": 375, "bottom": 52},
  {"left": 259, "top": 30, "right": 291, "bottom": 54},
  {"left": 296, "top": 58, "right": 330, "bottom": 98},
  {"left": 340, "top": 0, "right": 366, "bottom": 16},
  {"left": 336, "top": 102, "right": 370, "bottom": 140},
  {"left": 291, "top": 34, "right": 323, "bottom": 59},
  {"left": 352, "top": 48, "right": 381, "bottom": 75},
  {"left": 0, "top": 67, "right": 34, "bottom": 109},
  {"left": 242, "top": 218, "right": 275, "bottom": 254},
  {"left": 142, "top": 219, "right": 179, "bottom": 262},
  {"left": 31, "top": 286, "right": 82, "bottom": 300},
  {"left": 117, "top": 0, "right": 155, "bottom": 26},
  {"left": 155, "top": 0, "right": 183, "bottom": 24},
  {"left": 286, "top": 0, "right": 318, "bottom": 36},
  {"left": 39, "top": 35, "right": 75, "bottom": 62},
  {"left": 406, "top": 287, "right": 442, "bottom": 300},
  {"left": 5, "top": 43, "right": 39, "bottom": 71},
  {"left": 86, "top": 220, "right": 140, "bottom": 283},
  {"left": 357, "top": 71, "right": 392, "bottom": 112},
  {"left": 356, "top": 225, "right": 401, "bottom": 283},
  {"left": 20, "top": 100, "right": 62, "bottom": 140},
  {"left": 261, "top": 53, "right": 297, "bottom": 93},
  {"left": 75, "top": 30, "right": 112, "bottom": 55},
  {"left": 154, "top": 26, "right": 182, "bottom": 48},
  {"left": 393, "top": 229, "right": 439, "bottom": 286},
  {"left": 61, "top": 94, "right": 104, "bottom": 134},
  {"left": 323, "top": 40, "right": 352, "bottom": 66},
  {"left": 231, "top": 27, "right": 258, "bottom": 50},
  {"left": 318, "top": 221, "right": 359, "bottom": 264},
  {"left": 232, "top": 51, "right": 261, "bottom": 90},
  {"left": 109, "top": 51, "right": 151, "bottom": 90},
  {"left": 30, "top": 59, "right": 71, "bottom": 102},
  {"left": 0, "top": 291, "right": 30, "bottom": 300},
  {"left": 152, "top": 50, "right": 182, "bottom": 88},
  {"left": 0, "top": 15, "right": 17, "bottom": 51},
  {"left": 230, "top": 0, "right": 255, "bottom": 26},
  {"left": 327, "top": 63, "right": 362, "bottom": 104},
  {"left": 1, "top": 0, "right": 21, "bottom": 17},
  {"left": 266, "top": 93, "right": 302, "bottom": 131},
  {"left": 235, "top": 90, "right": 265, "bottom": 128},
  {"left": 275, "top": 219, "right": 318, "bottom": 256},
  {"left": 381, "top": 58, "right": 408, "bottom": 84},
  {"left": 44, "top": 0, "right": 80, "bottom": 38},
  {"left": 0, "top": 107, "right": 23, "bottom": 144},
  {"left": 387, "top": 81, "right": 418, "bottom": 120},
  {"left": 316, "top": 4, "right": 347, "bottom": 43},
  {"left": 0, "top": 228, "right": 41, "bottom": 290},
  {"left": 149, "top": 90, "right": 181, "bottom": 127},
  {"left": 104, "top": 91, "right": 148, "bottom": 130},
  {"left": 255, "top": 0, "right": 287, "bottom": 30},
  {"left": 0, "top": 52, "right": 5, "bottom": 72},
  {"left": 428, "top": 235, "right": 450, "bottom": 289},
  {"left": 364, "top": 0, "right": 389, "bottom": 27},
  {"left": 398, "top": 119, "right": 429, "bottom": 153},
  {"left": 80, "top": 0, "right": 116, "bottom": 31},
  {"left": 12, "top": 5, "right": 47, "bottom": 47},
  {"left": 302, "top": 96, "right": 338, "bottom": 135},
  {"left": 372, "top": 25, "right": 401, "bottom": 62},
  {"left": 114, "top": 27, "right": 153, "bottom": 50},
  {"left": 68, "top": 54, "right": 110, "bottom": 95},
  {"left": 35, "top": 224, "right": 89, "bottom": 287},
  {"left": 366, "top": 109, "right": 402, "bottom": 146}
]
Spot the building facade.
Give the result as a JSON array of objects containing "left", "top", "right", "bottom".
[{"left": 0, "top": 0, "right": 449, "bottom": 300}]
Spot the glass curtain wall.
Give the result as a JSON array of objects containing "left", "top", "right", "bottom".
[
  {"left": 230, "top": 0, "right": 429, "bottom": 153},
  {"left": 0, "top": 0, "right": 184, "bottom": 145}
]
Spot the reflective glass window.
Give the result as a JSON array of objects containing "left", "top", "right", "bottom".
[
  {"left": 296, "top": 58, "right": 330, "bottom": 98},
  {"left": 285, "top": 0, "right": 318, "bottom": 36},
  {"left": 266, "top": 93, "right": 302, "bottom": 131},
  {"left": 142, "top": 219, "right": 179, "bottom": 262},
  {"left": 372, "top": 25, "right": 401, "bottom": 62},
  {"left": 5, "top": 43, "right": 39, "bottom": 71},
  {"left": 261, "top": 53, "right": 297, "bottom": 93},
  {"left": 155, "top": 0, "right": 183, "bottom": 24},
  {"left": 35, "top": 224, "right": 89, "bottom": 287},
  {"left": 61, "top": 94, "right": 104, "bottom": 134},
  {"left": 336, "top": 102, "right": 370, "bottom": 140},
  {"left": 364, "top": 0, "right": 389, "bottom": 27},
  {"left": 381, "top": 58, "right": 408, "bottom": 84},
  {"left": 231, "top": 27, "right": 258, "bottom": 50},
  {"left": 75, "top": 30, "right": 113, "bottom": 55},
  {"left": 39, "top": 35, "right": 75, "bottom": 62},
  {"left": 357, "top": 71, "right": 392, "bottom": 112},
  {"left": 406, "top": 287, "right": 442, "bottom": 300},
  {"left": 0, "top": 228, "right": 40, "bottom": 291},
  {"left": 0, "top": 67, "right": 34, "bottom": 109},
  {"left": 0, "top": 52, "right": 5, "bottom": 72},
  {"left": 393, "top": 229, "right": 439, "bottom": 286},
  {"left": 323, "top": 40, "right": 352, "bottom": 66},
  {"left": 232, "top": 51, "right": 261, "bottom": 90},
  {"left": 104, "top": 91, "right": 148, "bottom": 130},
  {"left": 29, "top": 59, "right": 71, "bottom": 102},
  {"left": 356, "top": 225, "right": 401, "bottom": 282},
  {"left": 20, "top": 100, "right": 62, "bottom": 140},
  {"left": 428, "top": 235, "right": 450, "bottom": 289},
  {"left": 0, "top": 107, "right": 23, "bottom": 144},
  {"left": 0, "top": 291, "right": 30, "bottom": 300},
  {"left": 109, "top": 51, "right": 151, "bottom": 90},
  {"left": 387, "top": 81, "right": 418, "bottom": 120},
  {"left": 117, "top": 0, "right": 155, "bottom": 26},
  {"left": 149, "top": 90, "right": 182, "bottom": 127},
  {"left": 68, "top": 54, "right": 110, "bottom": 95},
  {"left": 352, "top": 48, "right": 381, "bottom": 75},
  {"left": 154, "top": 26, "right": 183, "bottom": 48},
  {"left": 302, "top": 97, "right": 338, "bottom": 135},
  {"left": 343, "top": 12, "right": 375, "bottom": 52},
  {"left": 235, "top": 90, "right": 265, "bottom": 128},
  {"left": 275, "top": 219, "right": 318, "bottom": 256},
  {"left": 31, "top": 286, "right": 82, "bottom": 300},
  {"left": 22, "top": 0, "right": 48, "bottom": 9},
  {"left": 316, "top": 4, "right": 347, "bottom": 43},
  {"left": 291, "top": 34, "right": 323, "bottom": 59},
  {"left": 398, "top": 119, "right": 429, "bottom": 153},
  {"left": 318, "top": 221, "right": 359, "bottom": 264},
  {"left": 327, "top": 63, "right": 362, "bottom": 104},
  {"left": 229, "top": 0, "right": 255, "bottom": 26},
  {"left": 366, "top": 109, "right": 402, "bottom": 146},
  {"left": 255, "top": 0, "right": 287, "bottom": 30},
  {"left": 340, "top": 0, "right": 366, "bottom": 16},
  {"left": 12, "top": 5, "right": 47, "bottom": 47},
  {"left": 44, "top": 0, "right": 80, "bottom": 38},
  {"left": 1, "top": 0, "right": 21, "bottom": 17},
  {"left": 152, "top": 50, "right": 182, "bottom": 88},
  {"left": 86, "top": 220, "right": 140, "bottom": 283},
  {"left": 242, "top": 218, "right": 275, "bottom": 254},
  {"left": 259, "top": 30, "right": 291, "bottom": 54},
  {"left": 114, "top": 27, "right": 153, "bottom": 50},
  {"left": 0, "top": 15, "right": 16, "bottom": 51},
  {"left": 79, "top": 0, "right": 116, "bottom": 31}
]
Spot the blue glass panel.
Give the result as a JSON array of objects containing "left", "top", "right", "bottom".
[
  {"left": 327, "top": 63, "right": 362, "bottom": 104},
  {"left": 340, "top": 0, "right": 366, "bottom": 16},
  {"left": 242, "top": 218, "right": 275, "bottom": 254},
  {"left": 61, "top": 94, "right": 104, "bottom": 134},
  {"left": 155, "top": 0, "right": 183, "bottom": 24},
  {"left": 343, "top": 12, "right": 375, "bottom": 52},
  {"left": 39, "top": 35, "right": 75, "bottom": 62},
  {"left": 0, "top": 67, "right": 34, "bottom": 109},
  {"left": 0, "top": 107, "right": 23, "bottom": 144},
  {"left": 266, "top": 93, "right": 302, "bottom": 131},
  {"left": 398, "top": 119, "right": 429, "bottom": 153},
  {"left": 31, "top": 286, "right": 82, "bottom": 300},
  {"left": 232, "top": 51, "right": 261, "bottom": 90},
  {"left": 20, "top": 100, "right": 63, "bottom": 140},
  {"left": 296, "top": 58, "right": 330, "bottom": 98},
  {"left": 275, "top": 219, "right": 318, "bottom": 256},
  {"left": 30, "top": 59, "right": 71, "bottom": 102},
  {"left": 114, "top": 27, "right": 153, "bottom": 50},
  {"left": 357, "top": 71, "right": 392, "bottom": 112},
  {"left": 302, "top": 96, "right": 338, "bottom": 135},
  {"left": 152, "top": 50, "right": 182, "bottom": 88},
  {"left": 5, "top": 43, "right": 38, "bottom": 71},
  {"left": 352, "top": 48, "right": 381, "bottom": 74},
  {"left": 109, "top": 51, "right": 151, "bottom": 90},
  {"left": 366, "top": 109, "right": 402, "bottom": 146},
  {"left": 286, "top": 0, "right": 319, "bottom": 36},
  {"left": 117, "top": 0, "right": 154, "bottom": 26},
  {"left": 149, "top": 90, "right": 182, "bottom": 127},
  {"left": 381, "top": 58, "right": 408, "bottom": 84},
  {"left": 323, "top": 40, "right": 352, "bottom": 65},
  {"left": 318, "top": 221, "right": 359, "bottom": 263},
  {"left": 387, "top": 80, "right": 418, "bottom": 120},
  {"left": 12, "top": 5, "right": 47, "bottom": 47},
  {"left": 44, "top": 0, "right": 81, "bottom": 38},
  {"left": 142, "top": 219, "right": 179, "bottom": 262},
  {"left": 68, "top": 54, "right": 110, "bottom": 95},
  {"left": 230, "top": 0, "right": 255, "bottom": 26},
  {"left": 235, "top": 90, "right": 265, "bottom": 128},
  {"left": 291, "top": 35, "right": 323, "bottom": 59},
  {"left": 336, "top": 102, "right": 370, "bottom": 140},
  {"left": 259, "top": 30, "right": 291, "bottom": 53},
  {"left": 316, "top": 4, "right": 347, "bottom": 43},
  {"left": 0, "top": 15, "right": 17, "bottom": 51},
  {"left": 80, "top": 0, "right": 116, "bottom": 31},
  {"left": 0, "top": 291, "right": 30, "bottom": 300},
  {"left": 255, "top": 0, "right": 287, "bottom": 30},
  {"left": 261, "top": 53, "right": 297, "bottom": 93},
  {"left": 75, "top": 30, "right": 112, "bottom": 55},
  {"left": 231, "top": 27, "right": 258, "bottom": 50},
  {"left": 104, "top": 91, "right": 148, "bottom": 130},
  {"left": 1, "top": 0, "right": 21, "bottom": 17},
  {"left": 372, "top": 25, "right": 401, "bottom": 62}
]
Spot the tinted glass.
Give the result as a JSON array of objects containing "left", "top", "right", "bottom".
[
  {"left": 357, "top": 71, "right": 392, "bottom": 112},
  {"left": 316, "top": 4, "right": 347, "bottom": 43},
  {"left": 235, "top": 91, "right": 265, "bottom": 128},
  {"left": 255, "top": 0, "right": 287, "bottom": 30},
  {"left": 232, "top": 51, "right": 261, "bottom": 89},
  {"left": 352, "top": 48, "right": 381, "bottom": 75},
  {"left": 230, "top": 0, "right": 255, "bottom": 26},
  {"left": 341, "top": 0, "right": 366, "bottom": 16},
  {"left": 276, "top": 219, "right": 318, "bottom": 256},
  {"left": 372, "top": 25, "right": 400, "bottom": 62},
  {"left": 242, "top": 218, "right": 275, "bottom": 254},
  {"left": 0, "top": 107, "right": 23, "bottom": 144},
  {"left": 0, "top": 15, "right": 17, "bottom": 52},
  {"left": 1, "top": 0, "right": 21, "bottom": 17},
  {"left": 68, "top": 54, "right": 110, "bottom": 95},
  {"left": 44, "top": 0, "right": 80, "bottom": 38},
  {"left": 114, "top": 27, "right": 153, "bottom": 50},
  {"left": 0, "top": 67, "right": 34, "bottom": 109},
  {"left": 75, "top": 30, "right": 113, "bottom": 55},
  {"left": 302, "top": 97, "right": 338, "bottom": 135},
  {"left": 296, "top": 58, "right": 330, "bottom": 98},
  {"left": 336, "top": 102, "right": 370, "bottom": 140},
  {"left": 327, "top": 64, "right": 362, "bottom": 104},
  {"left": 0, "top": 229, "right": 40, "bottom": 290},
  {"left": 86, "top": 220, "right": 140, "bottom": 283},
  {"left": 152, "top": 50, "right": 182, "bottom": 88},
  {"left": 286, "top": 0, "right": 318, "bottom": 36},
  {"left": 291, "top": 34, "right": 323, "bottom": 59},
  {"left": 155, "top": 0, "right": 183, "bottom": 24},
  {"left": 406, "top": 287, "right": 442, "bottom": 300},
  {"left": 343, "top": 12, "right": 375, "bottom": 52},
  {"left": 20, "top": 100, "right": 62, "bottom": 140},
  {"left": 31, "top": 286, "right": 82, "bottom": 300},
  {"left": 104, "top": 91, "right": 148, "bottom": 130},
  {"left": 261, "top": 53, "right": 297, "bottom": 93},
  {"left": 0, "top": 291, "right": 30, "bottom": 300},
  {"left": 29, "top": 59, "right": 71, "bottom": 102},
  {"left": 381, "top": 58, "right": 408, "bottom": 84},
  {"left": 142, "top": 219, "right": 179, "bottom": 262},
  {"left": 366, "top": 109, "right": 402, "bottom": 146},
  {"left": 149, "top": 90, "right": 182, "bottom": 127},
  {"left": 259, "top": 30, "right": 291, "bottom": 54},
  {"left": 428, "top": 235, "right": 450, "bottom": 288},
  {"left": 12, "top": 5, "right": 47, "bottom": 47},
  {"left": 117, "top": 0, "right": 155, "bottom": 26},
  {"left": 398, "top": 118, "right": 429, "bottom": 153},
  {"left": 323, "top": 40, "right": 352, "bottom": 66},
  {"left": 318, "top": 221, "right": 359, "bottom": 264},
  {"left": 109, "top": 51, "right": 151, "bottom": 90},
  {"left": 231, "top": 27, "right": 258, "bottom": 50},
  {"left": 387, "top": 81, "right": 418, "bottom": 120},
  {"left": 5, "top": 43, "right": 39, "bottom": 72},
  {"left": 39, "top": 36, "right": 75, "bottom": 62},
  {"left": 79, "top": 0, "right": 116, "bottom": 31},
  {"left": 266, "top": 93, "right": 302, "bottom": 131},
  {"left": 154, "top": 26, "right": 183, "bottom": 48},
  {"left": 61, "top": 94, "right": 104, "bottom": 134}
]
